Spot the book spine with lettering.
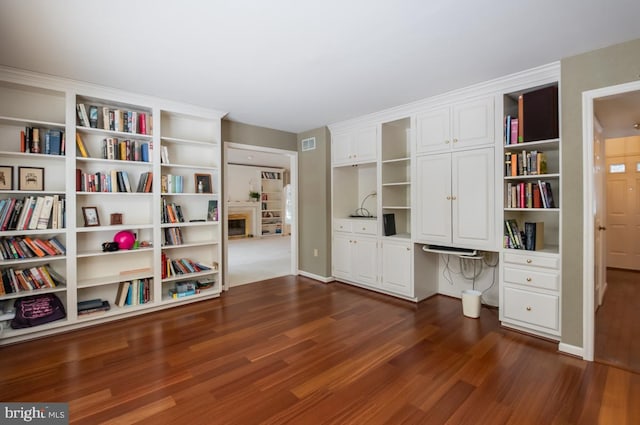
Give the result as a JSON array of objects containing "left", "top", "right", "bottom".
[{"left": 511, "top": 118, "right": 519, "bottom": 145}]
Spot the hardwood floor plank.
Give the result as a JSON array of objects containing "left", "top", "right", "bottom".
[{"left": 0, "top": 276, "right": 637, "bottom": 424}]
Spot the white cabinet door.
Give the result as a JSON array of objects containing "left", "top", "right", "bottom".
[
  {"left": 332, "top": 132, "right": 352, "bottom": 165},
  {"left": 451, "top": 147, "right": 494, "bottom": 249},
  {"left": 382, "top": 240, "right": 412, "bottom": 296},
  {"left": 451, "top": 96, "right": 494, "bottom": 149},
  {"left": 415, "top": 153, "right": 452, "bottom": 244},
  {"left": 332, "top": 233, "right": 353, "bottom": 278},
  {"left": 331, "top": 126, "right": 377, "bottom": 165},
  {"left": 352, "top": 237, "right": 379, "bottom": 286},
  {"left": 416, "top": 106, "right": 451, "bottom": 154},
  {"left": 353, "top": 126, "right": 377, "bottom": 163}
]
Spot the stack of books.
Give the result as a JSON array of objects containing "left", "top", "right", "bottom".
[
  {"left": 77, "top": 298, "right": 110, "bottom": 316},
  {"left": 168, "top": 280, "right": 198, "bottom": 299}
]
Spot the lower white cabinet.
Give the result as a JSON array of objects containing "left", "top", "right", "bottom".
[
  {"left": 332, "top": 232, "right": 379, "bottom": 288},
  {"left": 332, "top": 221, "right": 416, "bottom": 298},
  {"left": 500, "top": 250, "right": 561, "bottom": 339},
  {"left": 381, "top": 240, "right": 413, "bottom": 296}
]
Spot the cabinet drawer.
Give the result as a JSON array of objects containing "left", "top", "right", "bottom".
[
  {"left": 504, "top": 267, "right": 559, "bottom": 291},
  {"left": 503, "top": 287, "right": 559, "bottom": 331},
  {"left": 352, "top": 220, "right": 377, "bottom": 235},
  {"left": 504, "top": 252, "right": 559, "bottom": 270},
  {"left": 334, "top": 219, "right": 352, "bottom": 232}
]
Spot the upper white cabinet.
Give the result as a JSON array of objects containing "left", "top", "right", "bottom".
[
  {"left": 332, "top": 125, "right": 377, "bottom": 165},
  {"left": 415, "top": 147, "right": 495, "bottom": 250},
  {"left": 416, "top": 96, "right": 494, "bottom": 154}
]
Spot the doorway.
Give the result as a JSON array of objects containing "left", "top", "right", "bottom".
[
  {"left": 223, "top": 142, "right": 298, "bottom": 289},
  {"left": 582, "top": 81, "right": 640, "bottom": 364}
]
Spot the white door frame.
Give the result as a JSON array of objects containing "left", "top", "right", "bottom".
[
  {"left": 222, "top": 142, "right": 298, "bottom": 290},
  {"left": 582, "top": 80, "right": 640, "bottom": 361}
]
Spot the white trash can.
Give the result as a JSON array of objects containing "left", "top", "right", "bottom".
[{"left": 461, "top": 289, "right": 482, "bottom": 318}]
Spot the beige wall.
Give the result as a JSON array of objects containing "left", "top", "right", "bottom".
[
  {"left": 297, "top": 127, "right": 332, "bottom": 277},
  {"left": 560, "top": 38, "right": 640, "bottom": 347},
  {"left": 222, "top": 119, "right": 297, "bottom": 151}
]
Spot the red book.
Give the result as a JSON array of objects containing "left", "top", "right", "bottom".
[
  {"left": 533, "top": 185, "right": 542, "bottom": 208},
  {"left": 519, "top": 183, "right": 525, "bottom": 208},
  {"left": 139, "top": 113, "right": 146, "bottom": 135},
  {"left": 511, "top": 118, "right": 519, "bottom": 145},
  {"left": 33, "top": 239, "right": 57, "bottom": 256},
  {"left": 23, "top": 237, "right": 46, "bottom": 257}
]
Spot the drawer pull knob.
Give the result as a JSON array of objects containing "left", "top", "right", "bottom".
[
  {"left": 526, "top": 259, "right": 532, "bottom": 264},
  {"left": 362, "top": 227, "right": 366, "bottom": 231},
  {"left": 526, "top": 306, "right": 532, "bottom": 311},
  {"left": 526, "top": 277, "right": 532, "bottom": 282},
  {"left": 445, "top": 139, "right": 450, "bottom": 144}
]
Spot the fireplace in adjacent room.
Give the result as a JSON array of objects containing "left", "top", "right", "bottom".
[{"left": 228, "top": 213, "right": 249, "bottom": 238}]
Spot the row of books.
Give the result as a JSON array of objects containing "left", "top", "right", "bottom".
[
  {"left": 160, "top": 253, "right": 212, "bottom": 279},
  {"left": 504, "top": 219, "right": 544, "bottom": 251},
  {"left": 161, "top": 200, "right": 185, "bottom": 224},
  {"left": 506, "top": 181, "right": 556, "bottom": 209},
  {"left": 76, "top": 169, "right": 152, "bottom": 193},
  {"left": 504, "top": 151, "right": 548, "bottom": 177},
  {"left": 161, "top": 174, "right": 185, "bottom": 193},
  {"left": 1, "top": 264, "right": 65, "bottom": 295},
  {"left": 102, "top": 138, "right": 150, "bottom": 162},
  {"left": 163, "top": 227, "right": 184, "bottom": 246},
  {"left": 0, "top": 195, "right": 65, "bottom": 231},
  {"left": 76, "top": 103, "right": 152, "bottom": 135},
  {"left": 0, "top": 236, "right": 66, "bottom": 260},
  {"left": 114, "top": 278, "right": 152, "bottom": 307},
  {"left": 261, "top": 171, "right": 281, "bottom": 179},
  {"left": 20, "top": 127, "right": 65, "bottom": 155}
]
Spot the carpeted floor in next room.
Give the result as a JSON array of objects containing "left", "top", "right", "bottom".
[{"left": 227, "top": 235, "right": 292, "bottom": 286}]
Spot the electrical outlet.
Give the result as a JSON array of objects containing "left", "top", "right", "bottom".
[{"left": 313, "top": 248, "right": 318, "bottom": 257}]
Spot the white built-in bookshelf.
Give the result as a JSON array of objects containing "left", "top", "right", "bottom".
[{"left": 0, "top": 67, "right": 225, "bottom": 344}]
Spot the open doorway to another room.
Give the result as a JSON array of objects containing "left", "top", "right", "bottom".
[
  {"left": 223, "top": 143, "right": 298, "bottom": 288},
  {"left": 584, "top": 84, "right": 640, "bottom": 372}
]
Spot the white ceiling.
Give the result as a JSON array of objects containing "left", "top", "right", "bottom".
[
  {"left": 227, "top": 147, "right": 291, "bottom": 169},
  {"left": 2, "top": 0, "right": 640, "bottom": 133},
  {"left": 595, "top": 91, "right": 640, "bottom": 139}
]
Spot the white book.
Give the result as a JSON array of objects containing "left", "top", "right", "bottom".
[
  {"left": 28, "top": 197, "right": 45, "bottom": 230},
  {"left": 36, "top": 195, "right": 54, "bottom": 230},
  {"left": 51, "top": 195, "right": 59, "bottom": 229}
]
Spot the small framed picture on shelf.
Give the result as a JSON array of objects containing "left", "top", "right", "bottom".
[
  {"left": 82, "top": 206, "right": 100, "bottom": 227},
  {"left": 194, "top": 173, "right": 212, "bottom": 193},
  {"left": 0, "top": 165, "right": 13, "bottom": 190},
  {"left": 110, "top": 213, "right": 123, "bottom": 225},
  {"left": 18, "top": 166, "right": 44, "bottom": 191}
]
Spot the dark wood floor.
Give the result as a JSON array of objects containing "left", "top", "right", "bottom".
[
  {"left": 596, "top": 268, "right": 640, "bottom": 373},
  {"left": 1, "top": 276, "right": 638, "bottom": 424}
]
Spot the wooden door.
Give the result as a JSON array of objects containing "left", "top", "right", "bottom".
[
  {"left": 593, "top": 124, "right": 607, "bottom": 307},
  {"left": 605, "top": 136, "right": 640, "bottom": 270}
]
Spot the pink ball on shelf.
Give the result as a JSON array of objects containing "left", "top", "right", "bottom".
[{"left": 113, "top": 231, "right": 136, "bottom": 250}]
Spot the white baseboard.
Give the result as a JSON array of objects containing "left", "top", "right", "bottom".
[
  {"left": 558, "top": 343, "right": 584, "bottom": 358},
  {"left": 297, "top": 270, "right": 334, "bottom": 283}
]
